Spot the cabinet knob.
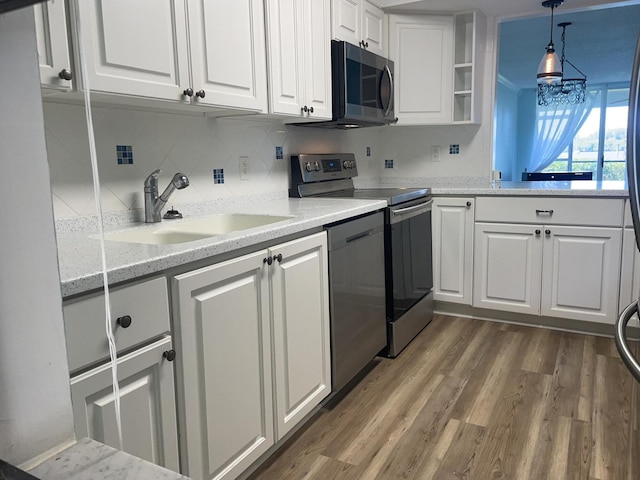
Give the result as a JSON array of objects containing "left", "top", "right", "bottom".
[
  {"left": 195, "top": 89, "right": 206, "bottom": 98},
  {"left": 116, "top": 315, "right": 132, "bottom": 328},
  {"left": 466, "top": 201, "right": 472, "bottom": 207},
  {"left": 58, "top": 68, "right": 73, "bottom": 81},
  {"left": 302, "top": 105, "right": 309, "bottom": 113},
  {"left": 274, "top": 253, "right": 283, "bottom": 263},
  {"left": 309, "top": 106, "right": 314, "bottom": 114},
  {"left": 535, "top": 229, "right": 541, "bottom": 236},
  {"left": 545, "top": 229, "right": 551, "bottom": 236},
  {"left": 264, "top": 256, "right": 273, "bottom": 265},
  {"left": 163, "top": 349, "right": 176, "bottom": 362},
  {"left": 183, "top": 87, "right": 194, "bottom": 97}
]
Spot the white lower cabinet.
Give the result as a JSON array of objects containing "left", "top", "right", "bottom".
[
  {"left": 474, "top": 222, "right": 622, "bottom": 323},
  {"left": 172, "top": 232, "right": 331, "bottom": 480},
  {"left": 70, "top": 336, "right": 179, "bottom": 472},
  {"left": 432, "top": 197, "right": 474, "bottom": 304}
]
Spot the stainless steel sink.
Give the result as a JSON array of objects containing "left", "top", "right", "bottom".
[{"left": 102, "top": 214, "right": 292, "bottom": 245}]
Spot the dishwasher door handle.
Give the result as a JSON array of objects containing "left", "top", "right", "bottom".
[{"left": 346, "top": 230, "right": 374, "bottom": 243}]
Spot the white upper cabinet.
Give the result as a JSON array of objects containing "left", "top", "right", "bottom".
[
  {"left": 452, "top": 11, "right": 486, "bottom": 124},
  {"left": 332, "top": 0, "right": 387, "bottom": 57},
  {"left": 71, "top": 0, "right": 190, "bottom": 102},
  {"left": 186, "top": 0, "right": 268, "bottom": 112},
  {"left": 266, "top": 0, "right": 332, "bottom": 120},
  {"left": 34, "top": 0, "right": 74, "bottom": 91},
  {"left": 389, "top": 14, "right": 453, "bottom": 125},
  {"left": 70, "top": 0, "right": 267, "bottom": 112}
]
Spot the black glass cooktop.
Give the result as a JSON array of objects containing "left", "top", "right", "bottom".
[{"left": 318, "top": 187, "right": 430, "bottom": 206}]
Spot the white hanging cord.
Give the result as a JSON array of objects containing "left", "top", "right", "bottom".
[{"left": 72, "top": 0, "right": 124, "bottom": 450}]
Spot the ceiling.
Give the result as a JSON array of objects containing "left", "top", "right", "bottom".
[
  {"left": 377, "top": 0, "right": 640, "bottom": 90},
  {"left": 376, "top": 0, "right": 639, "bottom": 18},
  {"left": 500, "top": 3, "right": 640, "bottom": 89}
]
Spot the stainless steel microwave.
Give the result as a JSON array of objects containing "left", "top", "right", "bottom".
[{"left": 296, "top": 40, "right": 397, "bottom": 129}]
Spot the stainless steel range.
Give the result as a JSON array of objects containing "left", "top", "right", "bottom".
[{"left": 290, "top": 153, "right": 433, "bottom": 361}]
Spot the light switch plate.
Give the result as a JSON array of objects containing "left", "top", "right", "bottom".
[
  {"left": 431, "top": 146, "right": 441, "bottom": 162},
  {"left": 239, "top": 156, "right": 250, "bottom": 180}
]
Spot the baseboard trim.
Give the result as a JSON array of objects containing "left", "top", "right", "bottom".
[{"left": 434, "top": 301, "right": 640, "bottom": 340}]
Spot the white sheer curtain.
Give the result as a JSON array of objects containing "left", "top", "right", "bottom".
[{"left": 527, "top": 91, "right": 598, "bottom": 172}]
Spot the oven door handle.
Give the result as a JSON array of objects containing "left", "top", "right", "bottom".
[{"left": 391, "top": 199, "right": 432, "bottom": 217}]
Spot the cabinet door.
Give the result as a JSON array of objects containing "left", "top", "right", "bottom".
[
  {"left": 34, "top": 0, "right": 73, "bottom": 90},
  {"left": 473, "top": 223, "right": 543, "bottom": 315},
  {"left": 301, "top": 0, "right": 332, "bottom": 119},
  {"left": 619, "top": 229, "right": 640, "bottom": 328},
  {"left": 71, "top": 0, "right": 190, "bottom": 101},
  {"left": 271, "top": 232, "right": 331, "bottom": 439},
  {"left": 187, "top": 0, "right": 268, "bottom": 112},
  {"left": 266, "top": 0, "right": 305, "bottom": 116},
  {"left": 541, "top": 226, "right": 622, "bottom": 323},
  {"left": 389, "top": 14, "right": 453, "bottom": 125},
  {"left": 70, "top": 337, "right": 179, "bottom": 473},
  {"left": 362, "top": 1, "right": 387, "bottom": 57},
  {"left": 172, "top": 251, "right": 273, "bottom": 480},
  {"left": 332, "top": 0, "right": 361, "bottom": 46},
  {"left": 432, "top": 197, "right": 474, "bottom": 304}
]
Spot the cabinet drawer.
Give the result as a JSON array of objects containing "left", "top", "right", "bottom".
[
  {"left": 64, "top": 277, "right": 170, "bottom": 373},
  {"left": 475, "top": 197, "right": 624, "bottom": 227}
]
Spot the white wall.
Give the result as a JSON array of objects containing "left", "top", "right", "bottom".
[{"left": 0, "top": 8, "right": 74, "bottom": 465}]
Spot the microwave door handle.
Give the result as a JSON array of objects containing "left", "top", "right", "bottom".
[{"left": 382, "top": 64, "right": 394, "bottom": 117}]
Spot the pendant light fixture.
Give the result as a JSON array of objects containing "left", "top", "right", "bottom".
[
  {"left": 536, "top": 1, "right": 588, "bottom": 106},
  {"left": 537, "top": 0, "right": 563, "bottom": 85}
]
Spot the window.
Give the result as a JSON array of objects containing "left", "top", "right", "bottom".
[{"left": 543, "top": 85, "right": 629, "bottom": 181}]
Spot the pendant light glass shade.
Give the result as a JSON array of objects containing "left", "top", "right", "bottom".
[{"left": 537, "top": 45, "right": 562, "bottom": 84}]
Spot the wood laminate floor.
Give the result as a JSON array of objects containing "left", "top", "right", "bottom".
[{"left": 249, "top": 315, "right": 640, "bottom": 480}]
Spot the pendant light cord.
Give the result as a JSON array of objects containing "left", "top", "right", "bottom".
[{"left": 72, "top": 0, "right": 124, "bottom": 451}]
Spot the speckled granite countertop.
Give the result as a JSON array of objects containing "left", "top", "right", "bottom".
[
  {"left": 354, "top": 176, "right": 629, "bottom": 197},
  {"left": 56, "top": 196, "right": 387, "bottom": 298},
  {"left": 27, "top": 438, "right": 190, "bottom": 480},
  {"left": 431, "top": 180, "right": 629, "bottom": 197}
]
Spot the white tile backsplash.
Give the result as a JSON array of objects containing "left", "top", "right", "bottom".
[{"left": 43, "top": 102, "right": 490, "bottom": 220}]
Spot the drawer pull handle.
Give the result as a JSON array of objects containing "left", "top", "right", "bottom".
[
  {"left": 116, "top": 315, "right": 132, "bottom": 328},
  {"left": 163, "top": 350, "right": 176, "bottom": 362},
  {"left": 535, "top": 209, "right": 554, "bottom": 215}
]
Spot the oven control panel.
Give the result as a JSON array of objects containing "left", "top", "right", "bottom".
[{"left": 290, "top": 153, "right": 358, "bottom": 185}]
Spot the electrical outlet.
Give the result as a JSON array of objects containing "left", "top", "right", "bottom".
[
  {"left": 431, "top": 146, "right": 441, "bottom": 162},
  {"left": 239, "top": 156, "right": 250, "bottom": 180}
]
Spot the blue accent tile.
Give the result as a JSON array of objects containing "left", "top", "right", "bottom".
[
  {"left": 449, "top": 144, "right": 460, "bottom": 155},
  {"left": 116, "top": 145, "right": 133, "bottom": 165},
  {"left": 213, "top": 168, "right": 225, "bottom": 184},
  {"left": 366, "top": 147, "right": 371, "bottom": 157},
  {"left": 384, "top": 159, "right": 394, "bottom": 169}
]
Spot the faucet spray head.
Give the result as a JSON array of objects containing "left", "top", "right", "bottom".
[{"left": 171, "top": 173, "right": 190, "bottom": 190}]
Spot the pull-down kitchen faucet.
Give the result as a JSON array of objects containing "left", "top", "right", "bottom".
[{"left": 144, "top": 169, "right": 190, "bottom": 223}]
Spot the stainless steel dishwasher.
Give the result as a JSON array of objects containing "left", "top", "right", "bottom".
[{"left": 326, "top": 211, "right": 386, "bottom": 392}]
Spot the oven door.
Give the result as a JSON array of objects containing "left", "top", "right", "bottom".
[{"left": 386, "top": 199, "right": 433, "bottom": 322}]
